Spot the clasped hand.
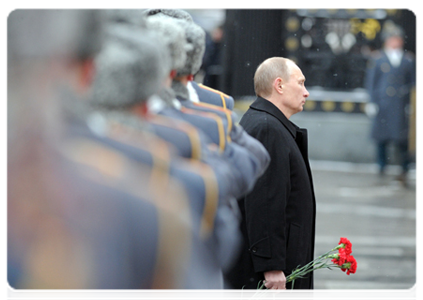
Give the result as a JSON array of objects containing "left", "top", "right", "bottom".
[{"left": 263, "top": 270, "right": 286, "bottom": 290}]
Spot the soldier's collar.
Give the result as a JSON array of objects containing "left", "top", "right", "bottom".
[{"left": 171, "top": 80, "right": 190, "bottom": 101}]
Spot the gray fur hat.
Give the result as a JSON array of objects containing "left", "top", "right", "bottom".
[
  {"left": 68, "top": 10, "right": 104, "bottom": 60},
  {"left": 146, "top": 15, "right": 187, "bottom": 71},
  {"left": 91, "top": 24, "right": 171, "bottom": 108},
  {"left": 142, "top": 9, "right": 193, "bottom": 22},
  {"left": 8, "top": 10, "right": 104, "bottom": 60},
  {"left": 176, "top": 20, "right": 206, "bottom": 76},
  {"left": 103, "top": 9, "right": 147, "bottom": 27},
  {"left": 381, "top": 20, "right": 404, "bottom": 41},
  {"left": 143, "top": 8, "right": 205, "bottom": 75}
]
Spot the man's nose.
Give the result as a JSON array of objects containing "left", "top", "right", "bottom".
[{"left": 304, "top": 87, "right": 309, "bottom": 98}]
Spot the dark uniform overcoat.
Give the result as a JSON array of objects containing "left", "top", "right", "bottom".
[
  {"left": 365, "top": 50, "right": 416, "bottom": 143},
  {"left": 225, "top": 97, "right": 316, "bottom": 289}
]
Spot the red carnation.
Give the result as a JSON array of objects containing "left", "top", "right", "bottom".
[
  {"left": 339, "top": 248, "right": 348, "bottom": 263},
  {"left": 339, "top": 237, "right": 352, "bottom": 255},
  {"left": 332, "top": 247, "right": 348, "bottom": 266},
  {"left": 346, "top": 255, "right": 357, "bottom": 275},
  {"left": 269, "top": 238, "right": 357, "bottom": 290},
  {"left": 340, "top": 255, "right": 357, "bottom": 275}
]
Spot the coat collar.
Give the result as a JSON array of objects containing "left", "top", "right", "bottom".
[
  {"left": 383, "top": 49, "right": 404, "bottom": 68},
  {"left": 250, "top": 97, "right": 299, "bottom": 139}
]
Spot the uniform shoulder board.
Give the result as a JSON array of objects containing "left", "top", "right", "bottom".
[{"left": 198, "top": 83, "right": 231, "bottom": 99}]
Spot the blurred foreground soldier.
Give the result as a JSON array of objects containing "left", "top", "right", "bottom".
[
  {"left": 148, "top": 10, "right": 258, "bottom": 158},
  {"left": 365, "top": 21, "right": 416, "bottom": 185},
  {"left": 226, "top": 57, "right": 316, "bottom": 290},
  {"left": 8, "top": 10, "right": 206, "bottom": 289},
  {"left": 143, "top": 8, "right": 234, "bottom": 110},
  {"left": 142, "top": 13, "right": 271, "bottom": 280},
  {"left": 8, "top": 9, "right": 104, "bottom": 287},
  {"left": 89, "top": 21, "right": 237, "bottom": 288},
  {"left": 144, "top": 12, "right": 269, "bottom": 198}
]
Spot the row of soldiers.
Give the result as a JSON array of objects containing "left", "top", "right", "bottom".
[{"left": 8, "top": 9, "right": 270, "bottom": 288}]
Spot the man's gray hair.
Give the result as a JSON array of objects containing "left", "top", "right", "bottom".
[{"left": 254, "top": 57, "right": 295, "bottom": 98}]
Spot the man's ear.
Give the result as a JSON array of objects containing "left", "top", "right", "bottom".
[
  {"left": 170, "top": 69, "right": 177, "bottom": 79},
  {"left": 78, "top": 58, "right": 95, "bottom": 91},
  {"left": 273, "top": 77, "right": 284, "bottom": 94}
]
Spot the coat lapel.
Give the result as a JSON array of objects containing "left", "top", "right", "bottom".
[
  {"left": 250, "top": 97, "right": 297, "bottom": 139},
  {"left": 250, "top": 97, "right": 307, "bottom": 154},
  {"left": 250, "top": 97, "right": 314, "bottom": 183},
  {"left": 383, "top": 50, "right": 405, "bottom": 69},
  {"left": 295, "top": 128, "right": 308, "bottom": 162}
]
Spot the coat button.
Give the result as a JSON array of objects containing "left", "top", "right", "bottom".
[
  {"left": 251, "top": 247, "right": 257, "bottom": 253},
  {"left": 386, "top": 86, "right": 396, "bottom": 97}
]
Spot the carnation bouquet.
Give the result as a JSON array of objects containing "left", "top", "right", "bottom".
[{"left": 259, "top": 237, "right": 357, "bottom": 289}]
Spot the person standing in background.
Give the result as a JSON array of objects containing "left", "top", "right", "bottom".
[
  {"left": 202, "top": 25, "right": 224, "bottom": 90},
  {"left": 365, "top": 21, "right": 416, "bottom": 186}
]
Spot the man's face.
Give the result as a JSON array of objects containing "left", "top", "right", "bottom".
[
  {"left": 385, "top": 36, "right": 404, "bottom": 50},
  {"left": 282, "top": 65, "right": 309, "bottom": 116}
]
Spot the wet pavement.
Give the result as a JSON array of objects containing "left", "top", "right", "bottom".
[{"left": 309, "top": 161, "right": 416, "bottom": 290}]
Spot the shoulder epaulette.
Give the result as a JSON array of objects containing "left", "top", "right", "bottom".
[
  {"left": 149, "top": 115, "right": 203, "bottom": 161},
  {"left": 198, "top": 83, "right": 231, "bottom": 99},
  {"left": 190, "top": 102, "right": 233, "bottom": 140},
  {"left": 180, "top": 107, "right": 227, "bottom": 152}
]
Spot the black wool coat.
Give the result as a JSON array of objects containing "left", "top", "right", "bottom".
[{"left": 225, "top": 97, "right": 316, "bottom": 289}]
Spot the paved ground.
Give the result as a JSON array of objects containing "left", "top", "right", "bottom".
[{"left": 310, "top": 161, "right": 416, "bottom": 290}]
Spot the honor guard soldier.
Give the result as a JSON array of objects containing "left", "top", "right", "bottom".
[
  {"left": 144, "top": 11, "right": 270, "bottom": 197},
  {"left": 89, "top": 20, "right": 243, "bottom": 281},
  {"left": 143, "top": 8, "right": 235, "bottom": 110},
  {"left": 8, "top": 9, "right": 219, "bottom": 289}
]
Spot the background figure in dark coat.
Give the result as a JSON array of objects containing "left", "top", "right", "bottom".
[
  {"left": 225, "top": 57, "right": 316, "bottom": 290},
  {"left": 202, "top": 25, "right": 224, "bottom": 90},
  {"left": 365, "top": 21, "right": 416, "bottom": 184}
]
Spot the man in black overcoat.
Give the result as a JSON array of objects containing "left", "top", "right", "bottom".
[{"left": 225, "top": 57, "right": 316, "bottom": 290}]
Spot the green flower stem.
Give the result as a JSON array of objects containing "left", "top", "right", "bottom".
[{"left": 257, "top": 244, "right": 346, "bottom": 289}]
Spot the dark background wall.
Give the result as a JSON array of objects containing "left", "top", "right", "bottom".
[
  {"left": 218, "top": 9, "right": 416, "bottom": 99},
  {"left": 220, "top": 10, "right": 288, "bottom": 97},
  {"left": 390, "top": 9, "right": 416, "bottom": 52}
]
